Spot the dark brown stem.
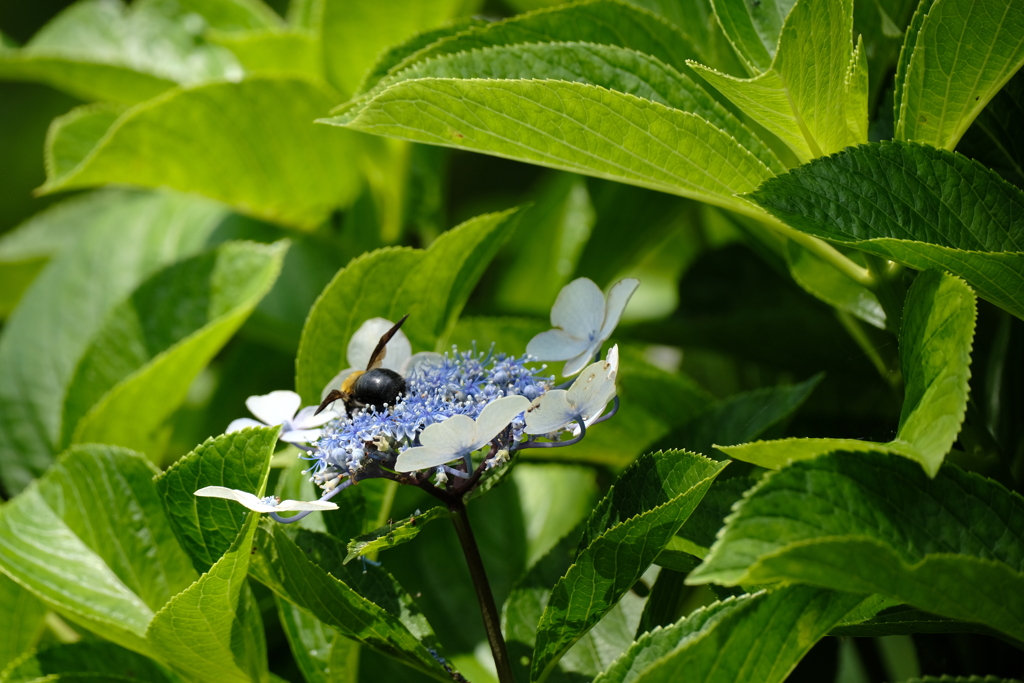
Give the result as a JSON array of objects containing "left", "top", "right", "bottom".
[{"left": 448, "top": 498, "right": 515, "bottom": 683}]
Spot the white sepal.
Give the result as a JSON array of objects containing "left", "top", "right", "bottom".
[{"left": 194, "top": 486, "right": 338, "bottom": 512}]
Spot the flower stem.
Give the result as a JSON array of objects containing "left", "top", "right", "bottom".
[{"left": 447, "top": 498, "right": 515, "bottom": 683}]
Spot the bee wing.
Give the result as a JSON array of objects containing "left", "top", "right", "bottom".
[{"left": 365, "top": 314, "right": 410, "bottom": 370}]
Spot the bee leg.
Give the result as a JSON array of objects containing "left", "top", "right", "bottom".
[{"left": 315, "top": 389, "right": 345, "bottom": 415}]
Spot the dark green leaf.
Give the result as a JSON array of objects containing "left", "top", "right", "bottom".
[
  {"left": 1, "top": 642, "right": 176, "bottom": 683},
  {"left": 531, "top": 450, "right": 727, "bottom": 682},
  {"left": 689, "top": 450, "right": 1024, "bottom": 643},
  {"left": 156, "top": 426, "right": 279, "bottom": 573},
  {"left": 0, "top": 190, "right": 227, "bottom": 494},
  {"left": 957, "top": 70, "right": 1024, "bottom": 189},
  {"left": 748, "top": 141, "right": 1024, "bottom": 321},
  {"left": 0, "top": 572, "right": 47, "bottom": 670},
  {"left": 296, "top": 207, "right": 521, "bottom": 404},
  {"left": 249, "top": 524, "right": 450, "bottom": 682},
  {"left": 276, "top": 597, "right": 359, "bottom": 683}
]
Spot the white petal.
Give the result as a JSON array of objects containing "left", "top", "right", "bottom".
[
  {"left": 273, "top": 498, "right": 339, "bottom": 511},
  {"left": 524, "top": 390, "right": 575, "bottom": 434},
  {"left": 526, "top": 328, "right": 592, "bottom": 361},
  {"left": 473, "top": 395, "right": 532, "bottom": 449},
  {"left": 403, "top": 351, "right": 444, "bottom": 375},
  {"left": 561, "top": 349, "right": 597, "bottom": 378},
  {"left": 598, "top": 278, "right": 639, "bottom": 342},
  {"left": 567, "top": 345, "right": 618, "bottom": 423},
  {"left": 550, "top": 278, "right": 605, "bottom": 338},
  {"left": 227, "top": 418, "right": 263, "bottom": 433},
  {"left": 246, "top": 390, "right": 300, "bottom": 425},
  {"left": 347, "top": 318, "right": 411, "bottom": 372},
  {"left": 418, "top": 414, "right": 479, "bottom": 454},
  {"left": 321, "top": 368, "right": 358, "bottom": 401},
  {"left": 292, "top": 405, "right": 338, "bottom": 429},
  {"left": 280, "top": 429, "right": 323, "bottom": 444},
  {"left": 194, "top": 486, "right": 277, "bottom": 512},
  {"left": 395, "top": 446, "right": 459, "bottom": 472}
]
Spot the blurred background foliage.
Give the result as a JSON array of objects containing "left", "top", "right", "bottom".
[{"left": 1, "top": 0, "right": 1022, "bottom": 681}]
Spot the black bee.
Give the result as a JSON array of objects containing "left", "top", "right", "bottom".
[{"left": 316, "top": 315, "right": 409, "bottom": 414}]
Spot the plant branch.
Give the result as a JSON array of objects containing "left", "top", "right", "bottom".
[{"left": 448, "top": 498, "right": 515, "bottom": 683}]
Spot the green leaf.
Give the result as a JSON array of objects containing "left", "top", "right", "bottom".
[
  {"left": 0, "top": 0, "right": 243, "bottom": 104},
  {"left": 831, "top": 601, "right": 1007, "bottom": 638},
  {"left": 388, "top": 0, "right": 701, "bottom": 80},
  {"left": 0, "top": 190, "right": 227, "bottom": 494},
  {"left": 895, "top": 270, "right": 977, "bottom": 471},
  {"left": 276, "top": 597, "right": 359, "bottom": 683},
  {"left": 709, "top": 0, "right": 797, "bottom": 74},
  {"left": 296, "top": 207, "right": 521, "bottom": 404},
  {"left": 147, "top": 513, "right": 268, "bottom": 683},
  {"left": 356, "top": 17, "right": 489, "bottom": 95},
  {"left": 0, "top": 445, "right": 198, "bottom": 658},
  {"left": 0, "top": 573, "right": 46, "bottom": 670},
  {"left": 718, "top": 271, "right": 976, "bottom": 476},
  {"left": 531, "top": 450, "right": 727, "bottom": 683},
  {"left": 342, "top": 42, "right": 782, "bottom": 174},
  {"left": 320, "top": 0, "right": 468, "bottom": 96},
  {"left": 691, "top": 0, "right": 865, "bottom": 162},
  {"left": 63, "top": 240, "right": 285, "bottom": 455},
  {"left": 957, "top": 70, "right": 1024, "bottom": 189},
  {"left": 174, "top": 0, "right": 284, "bottom": 31},
  {"left": 44, "top": 103, "right": 127, "bottom": 180},
  {"left": 41, "top": 77, "right": 361, "bottom": 230},
  {"left": 249, "top": 524, "right": 450, "bottom": 682},
  {"left": 688, "top": 450, "right": 1024, "bottom": 643},
  {"left": 595, "top": 585, "right": 865, "bottom": 683},
  {"left": 321, "top": 78, "right": 774, "bottom": 212},
  {"left": 345, "top": 507, "right": 450, "bottom": 564},
  {"left": 894, "top": 0, "right": 1024, "bottom": 150},
  {"left": 513, "top": 464, "right": 598, "bottom": 568},
  {"left": 156, "top": 425, "right": 278, "bottom": 573},
  {"left": 785, "top": 241, "right": 885, "bottom": 329},
  {"left": 1, "top": 642, "right": 176, "bottom": 683},
  {"left": 747, "top": 140, "right": 1024, "bottom": 321},
  {"left": 208, "top": 29, "right": 322, "bottom": 79}
]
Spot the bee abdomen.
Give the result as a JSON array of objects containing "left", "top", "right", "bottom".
[{"left": 352, "top": 368, "right": 406, "bottom": 411}]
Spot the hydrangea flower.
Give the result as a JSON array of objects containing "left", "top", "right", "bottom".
[
  {"left": 395, "top": 395, "right": 531, "bottom": 472},
  {"left": 194, "top": 486, "right": 338, "bottom": 512},
  {"left": 227, "top": 390, "right": 338, "bottom": 444},
  {"left": 525, "top": 345, "right": 619, "bottom": 436},
  {"left": 526, "top": 277, "right": 638, "bottom": 377}
]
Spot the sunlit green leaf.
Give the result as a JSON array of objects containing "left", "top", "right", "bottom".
[
  {"left": 342, "top": 41, "right": 782, "bottom": 174},
  {"left": 689, "top": 450, "right": 1024, "bottom": 643},
  {"left": 748, "top": 140, "right": 1024, "bottom": 321},
  {"left": 692, "top": 0, "right": 865, "bottom": 163},
  {"left": 209, "top": 29, "right": 322, "bottom": 79},
  {"left": 709, "top": 0, "right": 797, "bottom": 74},
  {"left": 0, "top": 446, "right": 198, "bottom": 658},
  {"left": 296, "top": 207, "right": 521, "bottom": 404},
  {"left": 156, "top": 426, "right": 279, "bottom": 572},
  {"left": 595, "top": 585, "right": 865, "bottom": 683},
  {"left": 44, "top": 103, "right": 126, "bottom": 180},
  {"left": 147, "top": 514, "right": 268, "bottom": 683},
  {"left": 41, "top": 77, "right": 361, "bottom": 230},
  {"left": 531, "top": 450, "right": 727, "bottom": 683},
  {"left": 0, "top": 190, "right": 227, "bottom": 494},
  {"left": 895, "top": 0, "right": 1024, "bottom": 150},
  {"left": 322, "top": 78, "right": 774, "bottom": 212},
  {"left": 0, "top": 0, "right": 242, "bottom": 103},
  {"left": 174, "top": 0, "right": 283, "bottom": 31}
]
